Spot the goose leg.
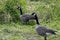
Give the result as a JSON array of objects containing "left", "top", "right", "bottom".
[{"left": 44, "top": 35, "right": 47, "bottom": 40}]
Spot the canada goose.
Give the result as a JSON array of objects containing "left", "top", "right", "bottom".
[
  {"left": 35, "top": 14, "right": 57, "bottom": 40},
  {"left": 17, "top": 7, "right": 36, "bottom": 24}
]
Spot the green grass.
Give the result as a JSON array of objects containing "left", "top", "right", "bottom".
[
  {"left": 0, "top": 20, "right": 60, "bottom": 40},
  {"left": 0, "top": 0, "right": 60, "bottom": 40}
]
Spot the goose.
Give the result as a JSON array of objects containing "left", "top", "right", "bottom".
[
  {"left": 35, "top": 14, "right": 57, "bottom": 40},
  {"left": 17, "top": 7, "right": 36, "bottom": 24}
]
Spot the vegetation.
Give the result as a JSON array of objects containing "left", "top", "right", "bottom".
[{"left": 0, "top": 0, "right": 60, "bottom": 40}]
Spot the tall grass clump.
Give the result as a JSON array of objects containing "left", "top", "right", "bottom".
[{"left": 0, "top": 0, "right": 26, "bottom": 24}]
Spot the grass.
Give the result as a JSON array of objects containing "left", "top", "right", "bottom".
[
  {"left": 0, "top": 0, "right": 60, "bottom": 40},
  {"left": 0, "top": 1, "right": 60, "bottom": 40},
  {"left": 0, "top": 20, "right": 60, "bottom": 40}
]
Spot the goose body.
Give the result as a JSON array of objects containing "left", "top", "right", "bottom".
[
  {"left": 20, "top": 14, "right": 35, "bottom": 23},
  {"left": 35, "top": 14, "right": 57, "bottom": 40},
  {"left": 36, "top": 25, "right": 56, "bottom": 36}
]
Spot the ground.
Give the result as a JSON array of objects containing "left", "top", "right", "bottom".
[{"left": 0, "top": 20, "right": 60, "bottom": 40}]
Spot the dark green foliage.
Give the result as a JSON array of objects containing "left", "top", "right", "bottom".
[
  {"left": 0, "top": 0, "right": 26, "bottom": 23},
  {"left": 5, "top": 0, "right": 20, "bottom": 22}
]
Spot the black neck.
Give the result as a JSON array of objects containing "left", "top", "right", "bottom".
[
  {"left": 20, "top": 7, "right": 23, "bottom": 15},
  {"left": 35, "top": 15, "right": 40, "bottom": 25}
]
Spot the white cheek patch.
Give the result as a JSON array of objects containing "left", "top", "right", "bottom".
[
  {"left": 35, "top": 24, "right": 40, "bottom": 29},
  {"left": 33, "top": 14, "right": 36, "bottom": 16}
]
